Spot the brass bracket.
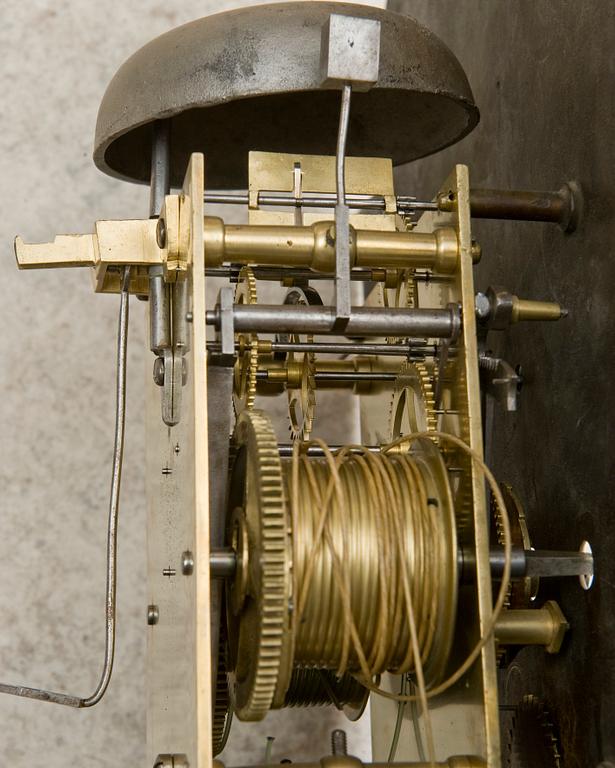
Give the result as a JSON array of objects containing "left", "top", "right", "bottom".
[
  {"left": 160, "top": 193, "right": 192, "bottom": 281},
  {"left": 247, "top": 151, "right": 398, "bottom": 227},
  {"left": 14, "top": 192, "right": 192, "bottom": 293}
]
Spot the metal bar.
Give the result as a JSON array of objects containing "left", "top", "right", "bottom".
[
  {"left": 237, "top": 762, "right": 482, "bottom": 768},
  {"left": 206, "top": 266, "right": 370, "bottom": 281},
  {"left": 205, "top": 191, "right": 250, "bottom": 206},
  {"left": 334, "top": 84, "right": 353, "bottom": 324},
  {"left": 149, "top": 120, "right": 171, "bottom": 351},
  {"left": 81, "top": 265, "right": 131, "bottom": 707},
  {"left": 203, "top": 190, "right": 438, "bottom": 213},
  {"left": 336, "top": 85, "right": 351, "bottom": 207},
  {"left": 524, "top": 549, "right": 594, "bottom": 578},
  {"left": 206, "top": 340, "right": 437, "bottom": 357},
  {"left": 437, "top": 184, "right": 581, "bottom": 232},
  {"left": 269, "top": 341, "right": 436, "bottom": 356},
  {"left": 205, "top": 266, "right": 445, "bottom": 285},
  {"left": 149, "top": 120, "right": 171, "bottom": 217},
  {"left": 468, "top": 187, "right": 570, "bottom": 225},
  {"left": 280, "top": 341, "right": 434, "bottom": 354},
  {"left": 149, "top": 275, "right": 170, "bottom": 353},
  {"left": 459, "top": 547, "right": 527, "bottom": 583},
  {"left": 211, "top": 542, "right": 588, "bottom": 584},
  {"left": 256, "top": 370, "right": 396, "bottom": 383},
  {"left": 207, "top": 304, "right": 458, "bottom": 338},
  {"left": 315, "top": 371, "right": 395, "bottom": 382},
  {"left": 486, "top": 547, "right": 594, "bottom": 578},
  {"left": 277, "top": 444, "right": 383, "bottom": 458},
  {"left": 205, "top": 185, "right": 580, "bottom": 232},
  {"left": 0, "top": 266, "right": 131, "bottom": 708},
  {"left": 483, "top": 547, "right": 527, "bottom": 580},
  {"left": 210, "top": 547, "right": 237, "bottom": 579}
]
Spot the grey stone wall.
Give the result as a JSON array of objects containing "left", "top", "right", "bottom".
[{"left": 0, "top": 1, "right": 379, "bottom": 765}]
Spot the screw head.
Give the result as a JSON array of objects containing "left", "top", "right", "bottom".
[
  {"left": 579, "top": 540, "right": 594, "bottom": 590},
  {"left": 156, "top": 217, "right": 167, "bottom": 249},
  {"left": 182, "top": 550, "right": 194, "bottom": 576},
  {"left": 475, "top": 291, "right": 491, "bottom": 322},
  {"left": 153, "top": 357, "right": 165, "bottom": 386},
  {"left": 147, "top": 604, "right": 159, "bottom": 626}
]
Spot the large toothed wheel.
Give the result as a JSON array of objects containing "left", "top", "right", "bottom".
[
  {"left": 233, "top": 266, "right": 259, "bottom": 413},
  {"left": 505, "top": 695, "right": 562, "bottom": 768},
  {"left": 389, "top": 360, "right": 438, "bottom": 440},
  {"left": 225, "top": 410, "right": 294, "bottom": 721},
  {"left": 490, "top": 483, "right": 539, "bottom": 612}
]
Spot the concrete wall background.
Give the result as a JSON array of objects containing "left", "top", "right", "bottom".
[{"left": 0, "top": 1, "right": 381, "bottom": 766}]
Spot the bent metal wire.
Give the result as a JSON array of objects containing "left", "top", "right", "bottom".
[{"left": 0, "top": 265, "right": 131, "bottom": 708}]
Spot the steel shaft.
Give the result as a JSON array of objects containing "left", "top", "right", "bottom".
[{"left": 207, "top": 304, "right": 460, "bottom": 338}]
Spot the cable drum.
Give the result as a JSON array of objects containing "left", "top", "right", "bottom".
[
  {"left": 226, "top": 410, "right": 461, "bottom": 726},
  {"left": 285, "top": 438, "right": 458, "bottom": 688}
]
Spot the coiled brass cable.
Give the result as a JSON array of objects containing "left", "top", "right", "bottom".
[
  {"left": 286, "top": 432, "right": 511, "bottom": 768},
  {"left": 286, "top": 441, "right": 457, "bottom": 686},
  {"left": 284, "top": 669, "right": 367, "bottom": 714},
  {"left": 287, "top": 432, "right": 511, "bottom": 702},
  {"left": 228, "top": 410, "right": 511, "bottom": 768}
]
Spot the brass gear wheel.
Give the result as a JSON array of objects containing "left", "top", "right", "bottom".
[
  {"left": 288, "top": 352, "right": 316, "bottom": 441},
  {"left": 226, "top": 409, "right": 293, "bottom": 721},
  {"left": 212, "top": 628, "right": 232, "bottom": 756},
  {"left": 396, "top": 268, "right": 418, "bottom": 310},
  {"left": 282, "top": 287, "right": 320, "bottom": 441},
  {"left": 233, "top": 266, "right": 258, "bottom": 413},
  {"left": 378, "top": 267, "right": 418, "bottom": 344},
  {"left": 379, "top": 268, "right": 417, "bottom": 310},
  {"left": 505, "top": 694, "right": 562, "bottom": 768},
  {"left": 389, "top": 360, "right": 437, "bottom": 441},
  {"left": 490, "top": 483, "right": 539, "bottom": 611}
]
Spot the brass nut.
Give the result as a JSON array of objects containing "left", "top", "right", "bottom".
[
  {"left": 434, "top": 227, "right": 459, "bottom": 273},
  {"left": 544, "top": 600, "right": 569, "bottom": 654},
  {"left": 471, "top": 239, "right": 482, "bottom": 263}
]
